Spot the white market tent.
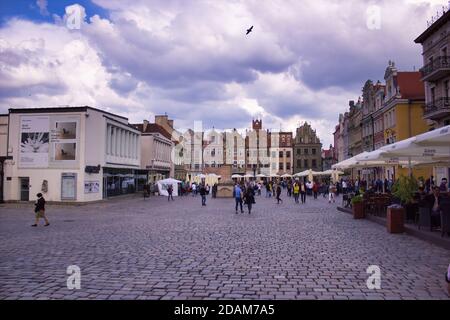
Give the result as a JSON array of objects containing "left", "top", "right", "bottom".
[
  {"left": 281, "top": 173, "right": 292, "bottom": 178},
  {"left": 256, "top": 173, "right": 267, "bottom": 178},
  {"left": 231, "top": 174, "right": 243, "bottom": 179},
  {"left": 157, "top": 178, "right": 182, "bottom": 197}
]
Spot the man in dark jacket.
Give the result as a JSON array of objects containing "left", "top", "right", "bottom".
[
  {"left": 244, "top": 186, "right": 255, "bottom": 214},
  {"left": 276, "top": 184, "right": 283, "bottom": 204},
  {"left": 32, "top": 193, "right": 49, "bottom": 227},
  {"left": 199, "top": 184, "right": 207, "bottom": 206},
  {"left": 425, "top": 186, "right": 443, "bottom": 228},
  {"left": 167, "top": 185, "right": 174, "bottom": 201}
]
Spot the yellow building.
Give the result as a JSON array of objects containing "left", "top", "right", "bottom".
[{"left": 383, "top": 61, "right": 432, "bottom": 179}]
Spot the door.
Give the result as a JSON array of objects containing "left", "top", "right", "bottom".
[{"left": 20, "top": 177, "right": 29, "bottom": 201}]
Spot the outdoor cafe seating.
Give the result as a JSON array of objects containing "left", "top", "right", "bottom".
[{"left": 416, "top": 193, "right": 450, "bottom": 237}]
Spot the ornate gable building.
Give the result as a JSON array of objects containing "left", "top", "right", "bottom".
[{"left": 293, "top": 122, "right": 322, "bottom": 173}]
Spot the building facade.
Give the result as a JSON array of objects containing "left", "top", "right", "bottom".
[
  {"left": 224, "top": 129, "right": 246, "bottom": 173},
  {"left": 3, "top": 107, "right": 142, "bottom": 202},
  {"left": 415, "top": 9, "right": 450, "bottom": 184},
  {"left": 293, "top": 122, "right": 322, "bottom": 173},
  {"left": 347, "top": 99, "right": 363, "bottom": 158},
  {"left": 269, "top": 131, "right": 293, "bottom": 175},
  {"left": 0, "top": 114, "right": 10, "bottom": 202},
  {"left": 203, "top": 129, "right": 224, "bottom": 169},
  {"left": 321, "top": 145, "right": 336, "bottom": 171},
  {"left": 133, "top": 120, "right": 174, "bottom": 183},
  {"left": 245, "top": 120, "right": 271, "bottom": 176}
]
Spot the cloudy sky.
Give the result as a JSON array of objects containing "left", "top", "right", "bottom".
[{"left": 0, "top": 0, "right": 447, "bottom": 147}]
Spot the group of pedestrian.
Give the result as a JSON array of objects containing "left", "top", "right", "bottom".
[{"left": 233, "top": 182, "right": 257, "bottom": 214}]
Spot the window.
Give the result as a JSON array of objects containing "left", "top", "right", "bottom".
[
  {"left": 279, "top": 163, "right": 284, "bottom": 170},
  {"left": 286, "top": 151, "right": 291, "bottom": 158},
  {"left": 286, "top": 163, "right": 291, "bottom": 170},
  {"left": 272, "top": 151, "right": 276, "bottom": 158},
  {"left": 279, "top": 151, "right": 283, "bottom": 158},
  {"left": 272, "top": 163, "right": 277, "bottom": 170},
  {"left": 445, "top": 80, "right": 449, "bottom": 99},
  {"left": 431, "top": 87, "right": 436, "bottom": 103},
  {"left": 304, "top": 148, "right": 308, "bottom": 155},
  {"left": 296, "top": 159, "right": 301, "bottom": 168},
  {"left": 312, "top": 148, "right": 316, "bottom": 155},
  {"left": 304, "top": 159, "right": 308, "bottom": 168},
  {"left": 312, "top": 159, "right": 317, "bottom": 168},
  {"left": 297, "top": 148, "right": 301, "bottom": 155}
]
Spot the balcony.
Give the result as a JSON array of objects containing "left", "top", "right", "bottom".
[
  {"left": 420, "top": 56, "right": 450, "bottom": 81},
  {"left": 424, "top": 97, "right": 450, "bottom": 120}
]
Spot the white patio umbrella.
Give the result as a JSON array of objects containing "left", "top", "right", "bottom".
[
  {"left": 243, "top": 174, "right": 254, "bottom": 179},
  {"left": 293, "top": 170, "right": 309, "bottom": 177},
  {"left": 332, "top": 152, "right": 371, "bottom": 170},
  {"left": 281, "top": 173, "right": 292, "bottom": 178},
  {"left": 256, "top": 173, "right": 266, "bottom": 178},
  {"left": 414, "top": 125, "right": 450, "bottom": 146},
  {"left": 231, "top": 174, "right": 243, "bottom": 179},
  {"left": 379, "top": 134, "right": 450, "bottom": 159},
  {"left": 320, "top": 169, "right": 344, "bottom": 175},
  {"left": 307, "top": 169, "right": 314, "bottom": 182}
]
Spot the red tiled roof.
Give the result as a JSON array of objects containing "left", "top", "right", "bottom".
[
  {"left": 132, "top": 123, "right": 172, "bottom": 140},
  {"left": 396, "top": 72, "right": 425, "bottom": 100}
]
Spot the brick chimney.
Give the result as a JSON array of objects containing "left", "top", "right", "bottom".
[{"left": 143, "top": 119, "right": 149, "bottom": 132}]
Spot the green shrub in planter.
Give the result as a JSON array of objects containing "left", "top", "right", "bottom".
[
  {"left": 351, "top": 194, "right": 364, "bottom": 219},
  {"left": 351, "top": 194, "right": 363, "bottom": 205},
  {"left": 392, "top": 175, "right": 418, "bottom": 206}
]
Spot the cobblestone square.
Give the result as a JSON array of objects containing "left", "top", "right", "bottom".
[{"left": 0, "top": 194, "right": 449, "bottom": 300}]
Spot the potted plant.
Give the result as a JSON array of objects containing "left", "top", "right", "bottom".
[
  {"left": 388, "top": 175, "right": 418, "bottom": 233},
  {"left": 351, "top": 194, "right": 364, "bottom": 219}
]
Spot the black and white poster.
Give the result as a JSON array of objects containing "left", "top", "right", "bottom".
[{"left": 19, "top": 116, "right": 50, "bottom": 168}]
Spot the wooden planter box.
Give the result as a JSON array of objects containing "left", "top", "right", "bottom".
[
  {"left": 352, "top": 201, "right": 364, "bottom": 219},
  {"left": 387, "top": 207, "right": 405, "bottom": 233}
]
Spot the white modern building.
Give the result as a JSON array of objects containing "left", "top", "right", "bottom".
[{"left": 3, "top": 106, "right": 143, "bottom": 202}]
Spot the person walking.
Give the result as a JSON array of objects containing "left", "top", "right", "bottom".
[
  {"left": 199, "top": 184, "right": 207, "bottom": 206},
  {"left": 265, "top": 182, "right": 271, "bottom": 198},
  {"left": 32, "top": 193, "right": 49, "bottom": 227},
  {"left": 244, "top": 185, "right": 255, "bottom": 214},
  {"left": 287, "top": 182, "right": 292, "bottom": 197},
  {"left": 329, "top": 182, "right": 336, "bottom": 203},
  {"left": 313, "top": 181, "right": 319, "bottom": 199},
  {"left": 300, "top": 182, "right": 306, "bottom": 204},
  {"left": 293, "top": 182, "right": 300, "bottom": 204},
  {"left": 167, "top": 184, "right": 174, "bottom": 201},
  {"left": 192, "top": 183, "right": 197, "bottom": 197},
  {"left": 234, "top": 183, "right": 244, "bottom": 214},
  {"left": 212, "top": 183, "right": 217, "bottom": 198},
  {"left": 276, "top": 184, "right": 283, "bottom": 204}
]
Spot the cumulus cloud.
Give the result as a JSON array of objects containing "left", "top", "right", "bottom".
[{"left": 0, "top": 0, "right": 446, "bottom": 147}]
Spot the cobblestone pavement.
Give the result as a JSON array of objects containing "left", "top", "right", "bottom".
[{"left": 0, "top": 192, "right": 449, "bottom": 300}]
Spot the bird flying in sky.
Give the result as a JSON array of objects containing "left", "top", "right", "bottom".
[{"left": 246, "top": 26, "right": 253, "bottom": 35}]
